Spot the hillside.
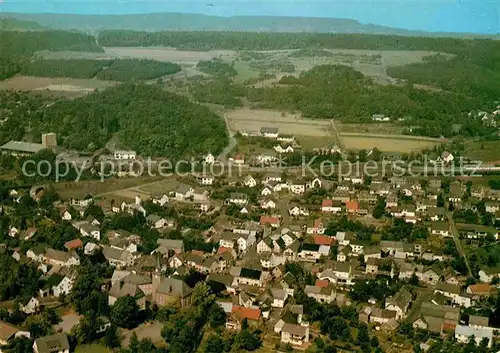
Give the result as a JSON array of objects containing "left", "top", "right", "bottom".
[
  {"left": 21, "top": 84, "right": 228, "bottom": 157},
  {"left": 2, "top": 12, "right": 498, "bottom": 38},
  {"left": 0, "top": 17, "right": 48, "bottom": 30}
]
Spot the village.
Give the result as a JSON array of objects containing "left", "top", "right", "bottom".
[{"left": 1, "top": 122, "right": 500, "bottom": 353}]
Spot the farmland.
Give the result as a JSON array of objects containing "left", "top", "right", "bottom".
[
  {"left": 226, "top": 108, "right": 332, "bottom": 137},
  {"left": 0, "top": 76, "right": 117, "bottom": 96},
  {"left": 463, "top": 140, "right": 500, "bottom": 163},
  {"left": 340, "top": 133, "right": 443, "bottom": 152}
]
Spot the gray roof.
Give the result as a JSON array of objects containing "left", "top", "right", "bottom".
[
  {"left": 157, "top": 277, "right": 192, "bottom": 298},
  {"left": 157, "top": 239, "right": 184, "bottom": 251},
  {"left": 0, "top": 141, "right": 43, "bottom": 154},
  {"left": 34, "top": 334, "right": 70, "bottom": 353}
]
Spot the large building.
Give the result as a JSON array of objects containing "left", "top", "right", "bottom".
[{"left": 0, "top": 132, "right": 57, "bottom": 156}]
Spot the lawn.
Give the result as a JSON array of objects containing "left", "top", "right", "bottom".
[
  {"left": 464, "top": 141, "right": 500, "bottom": 163},
  {"left": 75, "top": 344, "right": 111, "bottom": 353}
]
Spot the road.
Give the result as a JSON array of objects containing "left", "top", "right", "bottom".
[
  {"left": 330, "top": 119, "right": 345, "bottom": 151},
  {"left": 447, "top": 209, "right": 472, "bottom": 276},
  {"left": 218, "top": 113, "right": 237, "bottom": 161}
]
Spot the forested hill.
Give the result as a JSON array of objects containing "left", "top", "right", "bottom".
[
  {"left": 26, "top": 84, "right": 228, "bottom": 157},
  {"left": 0, "top": 17, "right": 48, "bottom": 30},
  {"left": 4, "top": 12, "right": 495, "bottom": 37},
  {"left": 98, "top": 30, "right": 500, "bottom": 55}
]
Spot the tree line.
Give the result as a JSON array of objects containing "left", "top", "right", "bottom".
[{"left": 18, "top": 58, "right": 181, "bottom": 80}]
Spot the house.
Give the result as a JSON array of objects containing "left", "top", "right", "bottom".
[
  {"left": 304, "top": 283, "right": 336, "bottom": 303},
  {"left": 441, "top": 151, "right": 454, "bottom": 164},
  {"left": 52, "top": 275, "right": 75, "bottom": 297},
  {"left": 434, "top": 282, "right": 473, "bottom": 308},
  {"left": 274, "top": 145, "right": 294, "bottom": 154},
  {"left": 0, "top": 321, "right": 30, "bottom": 346},
  {"left": 84, "top": 243, "right": 99, "bottom": 256},
  {"left": 260, "top": 127, "right": 279, "bottom": 138},
  {"left": 411, "top": 302, "right": 460, "bottom": 334},
  {"left": 19, "top": 297, "right": 40, "bottom": 315},
  {"left": 260, "top": 198, "right": 276, "bottom": 210},
  {"left": 146, "top": 214, "right": 170, "bottom": 229},
  {"left": 429, "top": 221, "right": 450, "bottom": 237},
  {"left": 102, "top": 246, "right": 134, "bottom": 268},
  {"left": 466, "top": 284, "right": 497, "bottom": 298},
  {"left": 306, "top": 218, "right": 326, "bottom": 234},
  {"left": 260, "top": 216, "right": 280, "bottom": 228},
  {"left": 114, "top": 150, "right": 136, "bottom": 160},
  {"left": 79, "top": 222, "right": 101, "bottom": 240},
  {"left": 455, "top": 325, "right": 493, "bottom": 348},
  {"left": 156, "top": 239, "right": 185, "bottom": 254},
  {"left": 345, "top": 200, "right": 359, "bottom": 214},
  {"left": 281, "top": 323, "right": 309, "bottom": 347},
  {"left": 257, "top": 238, "right": 274, "bottom": 254},
  {"left": 385, "top": 287, "right": 412, "bottom": 320},
  {"left": 469, "top": 315, "right": 489, "bottom": 328},
  {"left": 227, "top": 306, "right": 261, "bottom": 330},
  {"left": 232, "top": 154, "right": 245, "bottom": 165},
  {"left": 235, "top": 268, "right": 267, "bottom": 287},
  {"left": 229, "top": 193, "right": 248, "bottom": 205},
  {"left": 33, "top": 333, "right": 69, "bottom": 353},
  {"left": 298, "top": 243, "right": 322, "bottom": 262},
  {"left": 243, "top": 175, "right": 257, "bottom": 188},
  {"left": 288, "top": 181, "right": 306, "bottom": 195},
  {"left": 478, "top": 268, "right": 500, "bottom": 283},
  {"left": 205, "top": 153, "right": 215, "bottom": 164},
  {"left": 174, "top": 184, "right": 194, "bottom": 199},
  {"left": 270, "top": 287, "right": 288, "bottom": 307},
  {"left": 63, "top": 239, "right": 83, "bottom": 251},
  {"left": 152, "top": 275, "right": 193, "bottom": 308},
  {"left": 449, "top": 182, "right": 463, "bottom": 203},
  {"left": 321, "top": 199, "right": 342, "bottom": 213},
  {"left": 45, "top": 249, "right": 80, "bottom": 267}
]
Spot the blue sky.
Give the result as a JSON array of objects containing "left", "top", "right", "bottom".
[{"left": 1, "top": 0, "right": 499, "bottom": 34}]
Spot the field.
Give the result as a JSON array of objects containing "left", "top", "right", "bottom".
[
  {"left": 227, "top": 108, "right": 332, "bottom": 136},
  {"left": 103, "top": 47, "right": 237, "bottom": 65},
  {"left": 340, "top": 133, "right": 443, "bottom": 152},
  {"left": 338, "top": 122, "right": 404, "bottom": 135},
  {"left": 0, "top": 76, "right": 117, "bottom": 96},
  {"left": 464, "top": 141, "right": 500, "bottom": 163}
]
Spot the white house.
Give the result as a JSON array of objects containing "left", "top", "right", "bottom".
[
  {"left": 205, "top": 153, "right": 215, "bottom": 164},
  {"left": 20, "top": 297, "right": 40, "bottom": 315},
  {"left": 260, "top": 199, "right": 276, "bottom": 210},
  {"left": 260, "top": 127, "right": 279, "bottom": 138},
  {"left": 289, "top": 206, "right": 309, "bottom": 217},
  {"left": 321, "top": 199, "right": 342, "bottom": 213},
  {"left": 229, "top": 193, "right": 248, "bottom": 206},
  {"left": 52, "top": 275, "right": 75, "bottom": 297},
  {"left": 455, "top": 325, "right": 493, "bottom": 347},
  {"left": 114, "top": 150, "right": 137, "bottom": 160},
  {"left": 243, "top": 175, "right": 257, "bottom": 188}
]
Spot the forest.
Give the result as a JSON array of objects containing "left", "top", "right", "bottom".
[
  {"left": 243, "top": 65, "right": 491, "bottom": 138},
  {"left": 95, "top": 59, "right": 181, "bottom": 81},
  {"left": 15, "top": 58, "right": 181, "bottom": 81},
  {"left": 23, "top": 84, "right": 228, "bottom": 157},
  {"left": 0, "top": 30, "right": 103, "bottom": 80},
  {"left": 20, "top": 59, "right": 112, "bottom": 79},
  {"left": 196, "top": 58, "right": 237, "bottom": 76}
]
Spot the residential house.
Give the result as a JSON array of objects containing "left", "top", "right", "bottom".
[
  {"left": 455, "top": 325, "right": 493, "bottom": 348},
  {"left": 229, "top": 193, "right": 248, "bottom": 205},
  {"left": 152, "top": 275, "right": 193, "bottom": 308},
  {"left": 260, "top": 216, "right": 280, "bottom": 228},
  {"left": 102, "top": 246, "right": 134, "bottom": 268},
  {"left": 243, "top": 175, "right": 257, "bottom": 188},
  {"left": 434, "top": 282, "right": 473, "bottom": 308},
  {"left": 304, "top": 283, "right": 336, "bottom": 303},
  {"left": 306, "top": 219, "right": 326, "bottom": 234},
  {"left": 33, "top": 333, "right": 69, "bottom": 353},
  {"left": 261, "top": 127, "right": 279, "bottom": 138},
  {"left": 174, "top": 184, "right": 194, "bottom": 199},
  {"left": 385, "top": 287, "right": 412, "bottom": 320},
  {"left": 429, "top": 221, "right": 450, "bottom": 237},
  {"left": 289, "top": 206, "right": 310, "bottom": 217},
  {"left": 19, "top": 297, "right": 40, "bottom": 315},
  {"left": 411, "top": 302, "right": 460, "bottom": 334},
  {"left": 0, "top": 321, "right": 30, "bottom": 347},
  {"left": 321, "top": 199, "right": 342, "bottom": 213},
  {"left": 281, "top": 323, "right": 309, "bottom": 347},
  {"left": 45, "top": 249, "right": 80, "bottom": 267}
]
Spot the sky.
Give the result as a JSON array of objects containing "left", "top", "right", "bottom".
[{"left": 1, "top": 0, "right": 499, "bottom": 34}]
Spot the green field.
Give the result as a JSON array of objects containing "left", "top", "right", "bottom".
[{"left": 465, "top": 141, "right": 500, "bottom": 162}]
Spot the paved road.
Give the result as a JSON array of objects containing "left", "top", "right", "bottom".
[
  {"left": 218, "top": 113, "right": 237, "bottom": 161},
  {"left": 447, "top": 209, "right": 472, "bottom": 276}
]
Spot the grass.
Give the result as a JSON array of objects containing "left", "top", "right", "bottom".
[
  {"left": 340, "top": 135, "right": 440, "bottom": 153},
  {"left": 296, "top": 135, "right": 337, "bottom": 151},
  {"left": 339, "top": 123, "right": 404, "bottom": 135},
  {"left": 75, "top": 344, "right": 111, "bottom": 353},
  {"left": 233, "top": 61, "right": 261, "bottom": 82},
  {"left": 464, "top": 141, "right": 500, "bottom": 162}
]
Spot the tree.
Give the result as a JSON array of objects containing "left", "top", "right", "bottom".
[
  {"left": 203, "top": 335, "right": 225, "bottom": 353},
  {"left": 208, "top": 304, "right": 226, "bottom": 329},
  {"left": 234, "top": 329, "right": 262, "bottom": 351},
  {"left": 104, "top": 325, "right": 121, "bottom": 348},
  {"left": 111, "top": 295, "right": 140, "bottom": 329}
]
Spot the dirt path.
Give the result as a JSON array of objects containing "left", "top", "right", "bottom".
[{"left": 218, "top": 113, "right": 237, "bottom": 161}]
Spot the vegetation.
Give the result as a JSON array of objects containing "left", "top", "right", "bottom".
[
  {"left": 190, "top": 78, "right": 246, "bottom": 108},
  {"left": 196, "top": 58, "right": 237, "bottom": 77},
  {"left": 20, "top": 59, "right": 112, "bottom": 79},
  {"left": 95, "top": 59, "right": 181, "bottom": 81},
  {"left": 11, "top": 84, "right": 228, "bottom": 157}
]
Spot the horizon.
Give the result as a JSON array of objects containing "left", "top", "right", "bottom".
[{"left": 1, "top": 0, "right": 499, "bottom": 35}]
